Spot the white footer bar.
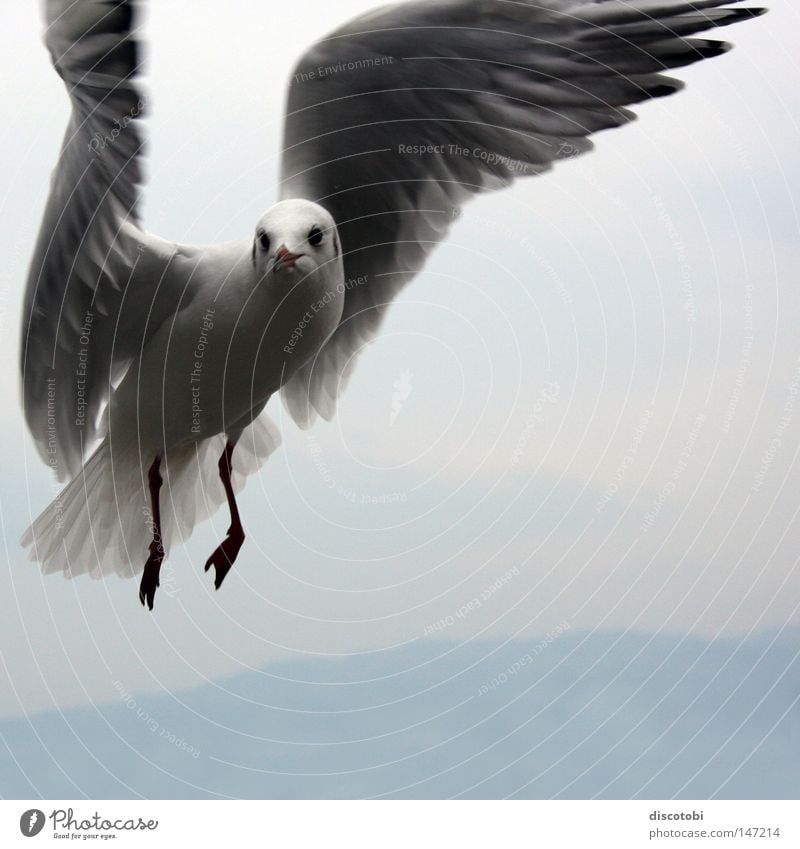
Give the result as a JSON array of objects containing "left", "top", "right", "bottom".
[{"left": 3, "top": 800, "right": 797, "bottom": 848}]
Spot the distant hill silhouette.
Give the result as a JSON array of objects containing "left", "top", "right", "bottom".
[{"left": 2, "top": 629, "right": 798, "bottom": 799}]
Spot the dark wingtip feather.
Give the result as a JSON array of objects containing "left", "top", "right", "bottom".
[
  {"left": 742, "top": 7, "right": 769, "bottom": 19},
  {"left": 648, "top": 80, "right": 685, "bottom": 99},
  {"left": 688, "top": 38, "right": 733, "bottom": 59},
  {"left": 718, "top": 6, "right": 769, "bottom": 25}
]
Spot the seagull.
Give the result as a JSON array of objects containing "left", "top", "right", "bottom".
[{"left": 20, "top": 0, "right": 765, "bottom": 609}]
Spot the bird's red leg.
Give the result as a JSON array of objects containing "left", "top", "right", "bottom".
[
  {"left": 139, "top": 455, "right": 164, "bottom": 610},
  {"left": 204, "top": 440, "right": 245, "bottom": 590}
]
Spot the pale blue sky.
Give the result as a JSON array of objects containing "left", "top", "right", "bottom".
[{"left": 0, "top": 0, "right": 798, "bottom": 741}]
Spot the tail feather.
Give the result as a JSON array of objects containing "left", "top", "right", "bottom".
[{"left": 21, "top": 414, "right": 282, "bottom": 579}]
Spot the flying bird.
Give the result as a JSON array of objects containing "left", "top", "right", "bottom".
[{"left": 20, "top": 0, "right": 765, "bottom": 608}]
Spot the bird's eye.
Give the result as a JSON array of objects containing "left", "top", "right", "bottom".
[
  {"left": 258, "top": 231, "right": 270, "bottom": 252},
  {"left": 308, "top": 227, "right": 324, "bottom": 247}
]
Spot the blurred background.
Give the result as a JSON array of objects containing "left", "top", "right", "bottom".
[{"left": 0, "top": 0, "right": 797, "bottom": 798}]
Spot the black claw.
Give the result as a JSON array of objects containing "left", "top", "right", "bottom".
[
  {"left": 139, "top": 577, "right": 156, "bottom": 610},
  {"left": 204, "top": 530, "right": 244, "bottom": 591},
  {"left": 139, "top": 543, "right": 163, "bottom": 611},
  {"left": 215, "top": 564, "right": 232, "bottom": 591},
  {"left": 138, "top": 584, "right": 154, "bottom": 611}
]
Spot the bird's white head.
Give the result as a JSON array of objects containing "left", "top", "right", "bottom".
[{"left": 252, "top": 199, "right": 342, "bottom": 284}]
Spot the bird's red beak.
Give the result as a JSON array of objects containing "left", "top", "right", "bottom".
[{"left": 274, "top": 244, "right": 303, "bottom": 270}]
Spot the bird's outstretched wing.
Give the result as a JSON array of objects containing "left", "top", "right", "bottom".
[
  {"left": 279, "top": 0, "right": 764, "bottom": 426},
  {"left": 21, "top": 0, "right": 187, "bottom": 479}
]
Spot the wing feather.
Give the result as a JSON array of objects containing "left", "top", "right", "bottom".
[
  {"left": 279, "top": 0, "right": 764, "bottom": 426},
  {"left": 22, "top": 0, "right": 187, "bottom": 478}
]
